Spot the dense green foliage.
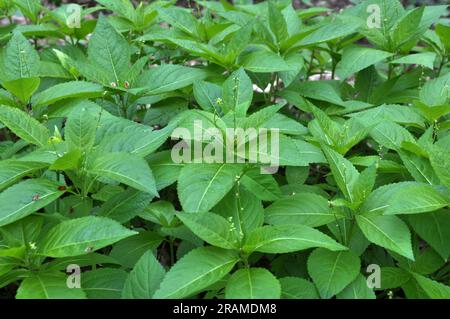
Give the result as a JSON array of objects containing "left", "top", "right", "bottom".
[{"left": 0, "top": 0, "right": 449, "bottom": 299}]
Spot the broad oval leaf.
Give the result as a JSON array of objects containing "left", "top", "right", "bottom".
[
  {"left": 39, "top": 216, "right": 137, "bottom": 257},
  {"left": 307, "top": 248, "right": 360, "bottom": 299},
  {"left": 16, "top": 272, "right": 86, "bottom": 299},
  {"left": 0, "top": 179, "right": 65, "bottom": 227},
  {"left": 0, "top": 105, "right": 50, "bottom": 147},
  {"left": 153, "top": 246, "right": 239, "bottom": 299},
  {"left": 243, "top": 224, "right": 347, "bottom": 254},
  {"left": 122, "top": 250, "right": 166, "bottom": 299},
  {"left": 356, "top": 214, "right": 414, "bottom": 260},
  {"left": 225, "top": 268, "right": 281, "bottom": 299},
  {"left": 265, "top": 192, "right": 336, "bottom": 227},
  {"left": 177, "top": 163, "right": 242, "bottom": 213},
  {"left": 88, "top": 152, "right": 158, "bottom": 196},
  {"left": 177, "top": 212, "right": 240, "bottom": 249}
]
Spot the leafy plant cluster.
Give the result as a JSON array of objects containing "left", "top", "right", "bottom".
[{"left": 0, "top": 0, "right": 449, "bottom": 299}]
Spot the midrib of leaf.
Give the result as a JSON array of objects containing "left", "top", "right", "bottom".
[
  {"left": 16, "top": 40, "right": 30, "bottom": 78},
  {"left": 152, "top": 72, "right": 201, "bottom": 94},
  {"left": 162, "top": 259, "right": 237, "bottom": 298},
  {"left": 358, "top": 215, "right": 405, "bottom": 254},
  {"left": 184, "top": 219, "right": 233, "bottom": 246},
  {"left": 130, "top": 130, "right": 163, "bottom": 155},
  {"left": 36, "top": 275, "right": 50, "bottom": 299},
  {"left": 127, "top": 241, "right": 157, "bottom": 255},
  {"left": 102, "top": 192, "right": 140, "bottom": 217},
  {"left": 84, "top": 287, "right": 120, "bottom": 292},
  {"left": 391, "top": 203, "right": 445, "bottom": 213},
  {"left": 400, "top": 153, "right": 433, "bottom": 185},
  {"left": 106, "top": 44, "right": 120, "bottom": 84},
  {"left": 246, "top": 270, "right": 254, "bottom": 299},
  {"left": 43, "top": 234, "right": 132, "bottom": 253},
  {"left": 195, "top": 164, "right": 226, "bottom": 212},
  {"left": 268, "top": 212, "right": 333, "bottom": 217},
  {"left": 91, "top": 168, "right": 148, "bottom": 192},
  {"left": 0, "top": 190, "right": 60, "bottom": 225},
  {"left": 198, "top": 84, "right": 220, "bottom": 114},
  {"left": 324, "top": 252, "right": 341, "bottom": 298},
  {"left": 250, "top": 236, "right": 337, "bottom": 252},
  {"left": 431, "top": 214, "right": 444, "bottom": 247},
  {"left": 372, "top": 126, "right": 399, "bottom": 148},
  {"left": 1, "top": 165, "right": 43, "bottom": 188},
  {"left": 327, "top": 152, "right": 355, "bottom": 202}
]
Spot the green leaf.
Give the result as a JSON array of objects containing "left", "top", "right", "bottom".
[
  {"left": 38, "top": 216, "right": 137, "bottom": 257},
  {"left": 178, "top": 163, "right": 242, "bottom": 213},
  {"left": 147, "top": 151, "right": 183, "bottom": 191},
  {"left": 370, "top": 120, "right": 416, "bottom": 150},
  {"left": 109, "top": 231, "right": 163, "bottom": 268},
  {"left": 88, "top": 152, "right": 158, "bottom": 196},
  {"left": 390, "top": 52, "right": 436, "bottom": 69},
  {"left": 87, "top": 15, "right": 130, "bottom": 84},
  {"left": 0, "top": 105, "right": 50, "bottom": 147},
  {"left": 307, "top": 249, "right": 360, "bottom": 299},
  {"left": 96, "top": 0, "right": 136, "bottom": 22},
  {"left": 16, "top": 273, "right": 86, "bottom": 299},
  {"left": 321, "top": 145, "right": 359, "bottom": 202},
  {"left": 225, "top": 268, "right": 281, "bottom": 299},
  {"left": 0, "top": 179, "right": 65, "bottom": 227},
  {"left": 391, "top": 7, "right": 424, "bottom": 49},
  {"left": 298, "top": 18, "right": 359, "bottom": 46},
  {"left": 241, "top": 51, "right": 290, "bottom": 73},
  {"left": 213, "top": 185, "right": 264, "bottom": 236},
  {"left": 0, "top": 160, "right": 48, "bottom": 191},
  {"left": 49, "top": 149, "right": 82, "bottom": 171},
  {"left": 0, "top": 31, "right": 40, "bottom": 81},
  {"left": 409, "top": 210, "right": 450, "bottom": 260},
  {"left": 412, "top": 273, "right": 450, "bottom": 299},
  {"left": 251, "top": 135, "right": 325, "bottom": 167},
  {"left": 411, "top": 273, "right": 450, "bottom": 299},
  {"left": 361, "top": 182, "right": 448, "bottom": 215},
  {"left": 420, "top": 73, "right": 450, "bottom": 107},
  {"left": 436, "top": 23, "right": 450, "bottom": 51},
  {"left": 379, "top": 267, "right": 411, "bottom": 290},
  {"left": 240, "top": 167, "right": 281, "bottom": 201},
  {"left": 356, "top": 214, "right": 414, "bottom": 260},
  {"left": 32, "top": 81, "right": 104, "bottom": 108},
  {"left": 134, "top": 64, "right": 208, "bottom": 96},
  {"left": 177, "top": 212, "right": 240, "bottom": 249},
  {"left": 222, "top": 67, "right": 253, "bottom": 116},
  {"left": 336, "top": 274, "right": 376, "bottom": 299},
  {"left": 99, "top": 188, "right": 154, "bottom": 223},
  {"left": 153, "top": 246, "right": 239, "bottom": 299},
  {"left": 193, "top": 81, "right": 222, "bottom": 113},
  {"left": 429, "top": 145, "right": 450, "bottom": 189},
  {"left": 97, "top": 119, "right": 176, "bottom": 157},
  {"left": 268, "top": 1, "right": 288, "bottom": 44},
  {"left": 157, "top": 6, "right": 198, "bottom": 37},
  {"left": 279, "top": 277, "right": 319, "bottom": 299},
  {"left": 2, "top": 77, "right": 40, "bottom": 103},
  {"left": 243, "top": 224, "right": 347, "bottom": 254},
  {"left": 265, "top": 192, "right": 337, "bottom": 227},
  {"left": 122, "top": 250, "right": 166, "bottom": 299},
  {"left": 65, "top": 107, "right": 99, "bottom": 151},
  {"left": 82, "top": 268, "right": 128, "bottom": 299},
  {"left": 336, "top": 46, "right": 393, "bottom": 80}
]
